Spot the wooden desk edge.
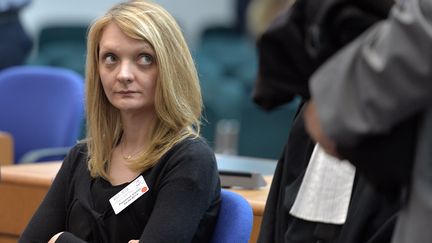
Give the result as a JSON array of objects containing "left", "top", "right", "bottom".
[
  {"left": 248, "top": 200, "right": 266, "bottom": 215},
  {"left": 1, "top": 173, "right": 53, "bottom": 187},
  {"left": 1, "top": 163, "right": 59, "bottom": 187}
]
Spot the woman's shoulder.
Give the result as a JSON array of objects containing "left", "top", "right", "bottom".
[
  {"left": 68, "top": 141, "right": 88, "bottom": 158},
  {"left": 172, "top": 136, "right": 214, "bottom": 157},
  {"left": 155, "top": 137, "right": 219, "bottom": 186},
  {"left": 61, "top": 141, "right": 89, "bottom": 170},
  {"left": 161, "top": 136, "right": 216, "bottom": 167}
]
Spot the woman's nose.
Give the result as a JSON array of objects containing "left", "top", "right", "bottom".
[{"left": 117, "top": 61, "right": 134, "bottom": 84}]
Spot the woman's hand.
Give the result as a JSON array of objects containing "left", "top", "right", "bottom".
[
  {"left": 48, "top": 232, "right": 64, "bottom": 243},
  {"left": 128, "top": 240, "right": 139, "bottom": 243}
]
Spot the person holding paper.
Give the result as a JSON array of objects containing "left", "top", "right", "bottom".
[{"left": 19, "top": 1, "right": 221, "bottom": 242}]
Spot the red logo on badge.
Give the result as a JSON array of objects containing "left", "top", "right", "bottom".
[{"left": 141, "top": 186, "right": 148, "bottom": 193}]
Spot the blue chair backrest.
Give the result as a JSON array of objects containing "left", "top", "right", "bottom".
[
  {"left": 0, "top": 65, "right": 84, "bottom": 163},
  {"left": 211, "top": 189, "right": 253, "bottom": 243}
]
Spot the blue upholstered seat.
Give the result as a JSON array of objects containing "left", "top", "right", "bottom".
[
  {"left": 0, "top": 65, "right": 84, "bottom": 163},
  {"left": 211, "top": 189, "right": 253, "bottom": 243}
]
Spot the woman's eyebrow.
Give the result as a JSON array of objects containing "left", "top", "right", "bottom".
[
  {"left": 141, "top": 42, "right": 155, "bottom": 51},
  {"left": 98, "top": 41, "right": 155, "bottom": 54}
]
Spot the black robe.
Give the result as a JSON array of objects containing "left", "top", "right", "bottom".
[
  {"left": 258, "top": 106, "right": 400, "bottom": 243},
  {"left": 252, "top": 0, "right": 406, "bottom": 242}
]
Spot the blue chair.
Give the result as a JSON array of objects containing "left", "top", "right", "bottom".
[
  {"left": 0, "top": 65, "right": 84, "bottom": 163},
  {"left": 211, "top": 189, "right": 253, "bottom": 243},
  {"left": 26, "top": 24, "right": 89, "bottom": 76}
]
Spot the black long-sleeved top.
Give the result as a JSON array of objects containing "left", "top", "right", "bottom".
[{"left": 19, "top": 137, "right": 221, "bottom": 243}]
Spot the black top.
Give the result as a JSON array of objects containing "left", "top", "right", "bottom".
[{"left": 19, "top": 137, "right": 221, "bottom": 243}]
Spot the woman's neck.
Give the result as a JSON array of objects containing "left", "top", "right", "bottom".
[
  {"left": 121, "top": 109, "right": 156, "bottom": 140},
  {"left": 120, "top": 110, "right": 157, "bottom": 153},
  {"left": 108, "top": 111, "right": 156, "bottom": 185}
]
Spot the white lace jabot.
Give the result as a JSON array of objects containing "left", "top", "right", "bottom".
[{"left": 289, "top": 144, "right": 356, "bottom": 224}]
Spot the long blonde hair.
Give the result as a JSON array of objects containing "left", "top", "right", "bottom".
[{"left": 85, "top": 0, "right": 202, "bottom": 179}]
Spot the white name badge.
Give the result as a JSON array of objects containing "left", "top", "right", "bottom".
[{"left": 109, "top": 175, "right": 149, "bottom": 214}]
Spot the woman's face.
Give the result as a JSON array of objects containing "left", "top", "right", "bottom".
[{"left": 98, "top": 22, "right": 158, "bottom": 115}]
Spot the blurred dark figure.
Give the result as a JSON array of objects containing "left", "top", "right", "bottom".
[
  {"left": 0, "top": 0, "right": 33, "bottom": 70},
  {"left": 253, "top": 0, "right": 402, "bottom": 243},
  {"left": 246, "top": 0, "right": 293, "bottom": 38},
  {"left": 304, "top": 0, "right": 432, "bottom": 241},
  {"left": 234, "top": 0, "right": 251, "bottom": 34}
]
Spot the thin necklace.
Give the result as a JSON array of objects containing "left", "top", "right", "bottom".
[{"left": 120, "top": 141, "right": 144, "bottom": 161}]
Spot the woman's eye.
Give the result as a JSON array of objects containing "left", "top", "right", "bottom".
[
  {"left": 138, "top": 54, "right": 154, "bottom": 65},
  {"left": 103, "top": 54, "right": 117, "bottom": 65}
]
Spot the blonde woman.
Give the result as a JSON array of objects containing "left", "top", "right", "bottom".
[{"left": 20, "top": 1, "right": 221, "bottom": 242}]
